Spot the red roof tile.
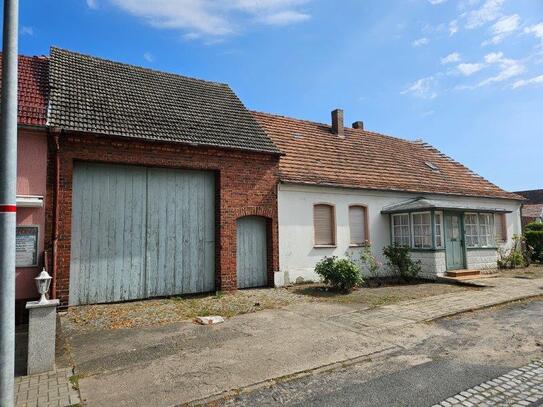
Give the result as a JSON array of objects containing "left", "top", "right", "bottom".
[
  {"left": 252, "top": 111, "right": 522, "bottom": 201},
  {"left": 523, "top": 204, "right": 543, "bottom": 218},
  {"left": 0, "top": 54, "right": 49, "bottom": 126}
]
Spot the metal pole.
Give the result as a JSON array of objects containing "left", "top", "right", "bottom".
[{"left": 0, "top": 0, "right": 18, "bottom": 405}]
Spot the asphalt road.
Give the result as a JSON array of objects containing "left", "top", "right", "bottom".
[{"left": 220, "top": 299, "right": 543, "bottom": 407}]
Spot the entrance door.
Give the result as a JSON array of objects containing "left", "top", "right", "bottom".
[
  {"left": 444, "top": 213, "right": 465, "bottom": 270},
  {"left": 236, "top": 216, "right": 268, "bottom": 288}
]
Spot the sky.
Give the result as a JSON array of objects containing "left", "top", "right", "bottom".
[{"left": 16, "top": 0, "right": 543, "bottom": 192}]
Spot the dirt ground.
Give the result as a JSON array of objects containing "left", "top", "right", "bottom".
[
  {"left": 64, "top": 279, "right": 474, "bottom": 331},
  {"left": 491, "top": 263, "right": 543, "bottom": 279},
  {"left": 287, "top": 280, "right": 474, "bottom": 307}
]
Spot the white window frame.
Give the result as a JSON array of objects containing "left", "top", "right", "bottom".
[
  {"left": 411, "top": 211, "right": 432, "bottom": 249},
  {"left": 391, "top": 213, "right": 411, "bottom": 247},
  {"left": 464, "top": 212, "right": 479, "bottom": 248},
  {"left": 478, "top": 213, "right": 494, "bottom": 248},
  {"left": 434, "top": 211, "right": 444, "bottom": 249}
]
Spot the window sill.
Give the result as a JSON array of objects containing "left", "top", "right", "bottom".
[
  {"left": 466, "top": 246, "right": 498, "bottom": 250},
  {"left": 349, "top": 242, "right": 370, "bottom": 248},
  {"left": 314, "top": 245, "right": 337, "bottom": 249},
  {"left": 409, "top": 248, "right": 445, "bottom": 252}
]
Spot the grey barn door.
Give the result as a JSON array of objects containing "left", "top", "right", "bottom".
[
  {"left": 70, "top": 162, "right": 215, "bottom": 305},
  {"left": 236, "top": 216, "right": 267, "bottom": 289}
]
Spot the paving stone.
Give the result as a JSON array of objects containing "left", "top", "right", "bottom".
[
  {"left": 436, "top": 360, "right": 543, "bottom": 407},
  {"left": 14, "top": 368, "right": 80, "bottom": 407}
]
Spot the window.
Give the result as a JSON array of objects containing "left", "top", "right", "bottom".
[
  {"left": 435, "top": 212, "right": 443, "bottom": 248},
  {"left": 464, "top": 213, "right": 479, "bottom": 247},
  {"left": 478, "top": 213, "right": 494, "bottom": 247},
  {"left": 349, "top": 205, "right": 368, "bottom": 246},
  {"left": 412, "top": 212, "right": 432, "bottom": 248},
  {"left": 392, "top": 214, "right": 410, "bottom": 246},
  {"left": 314, "top": 204, "right": 335, "bottom": 246},
  {"left": 495, "top": 213, "right": 507, "bottom": 243}
]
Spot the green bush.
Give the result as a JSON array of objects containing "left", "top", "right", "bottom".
[
  {"left": 497, "top": 234, "right": 527, "bottom": 269},
  {"left": 314, "top": 256, "right": 364, "bottom": 292},
  {"left": 382, "top": 245, "right": 422, "bottom": 280},
  {"left": 525, "top": 222, "right": 543, "bottom": 262}
]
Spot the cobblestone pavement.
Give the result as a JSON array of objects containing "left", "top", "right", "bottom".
[
  {"left": 433, "top": 360, "right": 543, "bottom": 407},
  {"left": 15, "top": 368, "right": 81, "bottom": 407},
  {"left": 327, "top": 277, "right": 543, "bottom": 334}
]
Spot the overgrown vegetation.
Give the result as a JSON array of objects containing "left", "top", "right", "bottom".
[
  {"left": 497, "top": 234, "right": 527, "bottom": 269},
  {"left": 382, "top": 245, "right": 422, "bottom": 281},
  {"left": 355, "top": 245, "right": 382, "bottom": 286},
  {"left": 525, "top": 222, "right": 543, "bottom": 263},
  {"left": 314, "top": 256, "right": 364, "bottom": 292}
]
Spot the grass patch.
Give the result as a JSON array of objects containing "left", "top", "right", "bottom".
[{"left": 68, "top": 374, "right": 81, "bottom": 391}]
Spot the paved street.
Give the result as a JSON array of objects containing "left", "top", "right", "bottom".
[
  {"left": 57, "top": 276, "right": 543, "bottom": 406},
  {"left": 220, "top": 299, "right": 543, "bottom": 407}
]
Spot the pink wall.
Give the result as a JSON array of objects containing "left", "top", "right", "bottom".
[{"left": 16, "top": 128, "right": 47, "bottom": 300}]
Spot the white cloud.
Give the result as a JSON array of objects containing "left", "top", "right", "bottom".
[
  {"left": 464, "top": 0, "right": 504, "bottom": 29},
  {"left": 441, "top": 52, "right": 461, "bottom": 64},
  {"left": 478, "top": 52, "right": 524, "bottom": 86},
  {"left": 483, "top": 14, "right": 520, "bottom": 45},
  {"left": 401, "top": 76, "right": 438, "bottom": 99},
  {"left": 21, "top": 26, "right": 34, "bottom": 36},
  {"left": 511, "top": 74, "right": 543, "bottom": 89},
  {"left": 86, "top": 0, "right": 98, "bottom": 9},
  {"left": 412, "top": 37, "right": 429, "bottom": 47},
  {"left": 525, "top": 23, "right": 543, "bottom": 42},
  {"left": 457, "top": 62, "right": 485, "bottom": 76},
  {"left": 143, "top": 52, "right": 154, "bottom": 62},
  {"left": 449, "top": 19, "right": 459, "bottom": 36},
  {"left": 110, "top": 0, "right": 311, "bottom": 38},
  {"left": 428, "top": 0, "right": 447, "bottom": 4},
  {"left": 258, "top": 10, "right": 310, "bottom": 25}
]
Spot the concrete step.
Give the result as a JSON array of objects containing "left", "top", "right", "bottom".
[{"left": 445, "top": 269, "right": 481, "bottom": 278}]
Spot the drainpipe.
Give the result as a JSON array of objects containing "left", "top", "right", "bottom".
[
  {"left": 51, "top": 129, "right": 61, "bottom": 300},
  {"left": 0, "top": 0, "right": 18, "bottom": 405}
]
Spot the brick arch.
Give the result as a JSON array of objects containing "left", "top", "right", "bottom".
[{"left": 232, "top": 206, "right": 274, "bottom": 220}]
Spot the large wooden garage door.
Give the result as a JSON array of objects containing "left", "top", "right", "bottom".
[{"left": 69, "top": 162, "right": 215, "bottom": 305}]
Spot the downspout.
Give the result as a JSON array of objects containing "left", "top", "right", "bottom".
[{"left": 51, "top": 128, "right": 61, "bottom": 299}]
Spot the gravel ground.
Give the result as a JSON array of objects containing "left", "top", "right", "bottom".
[
  {"left": 64, "top": 279, "right": 475, "bottom": 331},
  {"left": 64, "top": 288, "right": 314, "bottom": 331}
]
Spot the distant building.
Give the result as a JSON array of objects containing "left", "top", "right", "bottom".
[{"left": 515, "top": 190, "right": 543, "bottom": 227}]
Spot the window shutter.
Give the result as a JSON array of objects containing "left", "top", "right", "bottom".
[
  {"left": 349, "top": 206, "right": 366, "bottom": 245},
  {"left": 314, "top": 205, "right": 334, "bottom": 245},
  {"left": 495, "top": 213, "right": 507, "bottom": 242}
]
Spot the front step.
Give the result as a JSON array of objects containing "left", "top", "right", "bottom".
[{"left": 446, "top": 269, "right": 481, "bottom": 278}]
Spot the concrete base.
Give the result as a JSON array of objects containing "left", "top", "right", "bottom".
[{"left": 26, "top": 299, "right": 59, "bottom": 375}]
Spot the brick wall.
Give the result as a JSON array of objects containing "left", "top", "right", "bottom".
[
  {"left": 45, "top": 132, "right": 280, "bottom": 306},
  {"left": 466, "top": 249, "right": 498, "bottom": 270}
]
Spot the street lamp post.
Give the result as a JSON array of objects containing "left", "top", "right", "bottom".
[{"left": 0, "top": 0, "right": 19, "bottom": 406}]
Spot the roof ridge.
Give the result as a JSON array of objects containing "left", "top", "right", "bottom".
[
  {"left": 250, "top": 109, "right": 418, "bottom": 144},
  {"left": 50, "top": 46, "right": 229, "bottom": 88}
]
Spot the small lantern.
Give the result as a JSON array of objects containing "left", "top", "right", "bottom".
[{"left": 35, "top": 268, "right": 52, "bottom": 304}]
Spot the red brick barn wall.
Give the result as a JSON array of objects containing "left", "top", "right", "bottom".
[{"left": 45, "top": 132, "right": 280, "bottom": 306}]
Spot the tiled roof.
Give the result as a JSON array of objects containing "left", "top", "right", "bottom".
[
  {"left": 48, "top": 47, "right": 279, "bottom": 154},
  {"left": 523, "top": 204, "right": 543, "bottom": 218},
  {"left": 252, "top": 111, "right": 523, "bottom": 200},
  {"left": 0, "top": 55, "right": 49, "bottom": 126},
  {"left": 515, "top": 189, "right": 543, "bottom": 204}
]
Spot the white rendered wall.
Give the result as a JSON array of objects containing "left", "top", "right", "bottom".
[{"left": 276, "top": 183, "right": 522, "bottom": 285}]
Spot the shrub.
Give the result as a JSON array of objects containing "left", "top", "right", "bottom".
[
  {"left": 382, "top": 245, "right": 422, "bottom": 281},
  {"left": 525, "top": 222, "right": 543, "bottom": 263},
  {"left": 497, "top": 234, "right": 527, "bottom": 269},
  {"left": 357, "top": 245, "right": 382, "bottom": 281},
  {"left": 314, "top": 256, "right": 364, "bottom": 292}
]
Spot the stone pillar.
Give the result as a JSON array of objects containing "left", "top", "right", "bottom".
[{"left": 25, "top": 299, "right": 59, "bottom": 375}]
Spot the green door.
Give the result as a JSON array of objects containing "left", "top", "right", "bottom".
[{"left": 444, "top": 213, "right": 465, "bottom": 270}]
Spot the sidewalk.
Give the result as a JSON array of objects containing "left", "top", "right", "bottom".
[{"left": 65, "top": 277, "right": 542, "bottom": 407}]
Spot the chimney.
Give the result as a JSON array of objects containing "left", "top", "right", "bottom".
[
  {"left": 352, "top": 121, "right": 364, "bottom": 130},
  {"left": 331, "top": 109, "right": 344, "bottom": 138}
]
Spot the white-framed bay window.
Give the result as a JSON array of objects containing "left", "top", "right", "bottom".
[
  {"left": 434, "top": 211, "right": 444, "bottom": 248},
  {"left": 464, "top": 212, "right": 496, "bottom": 248},
  {"left": 411, "top": 212, "right": 432, "bottom": 248},
  {"left": 392, "top": 213, "right": 410, "bottom": 246}
]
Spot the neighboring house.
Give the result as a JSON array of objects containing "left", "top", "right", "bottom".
[
  {"left": 514, "top": 189, "right": 543, "bottom": 228},
  {"left": 0, "top": 55, "right": 49, "bottom": 320},
  {"left": 8, "top": 48, "right": 281, "bottom": 307},
  {"left": 253, "top": 109, "right": 524, "bottom": 283}
]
